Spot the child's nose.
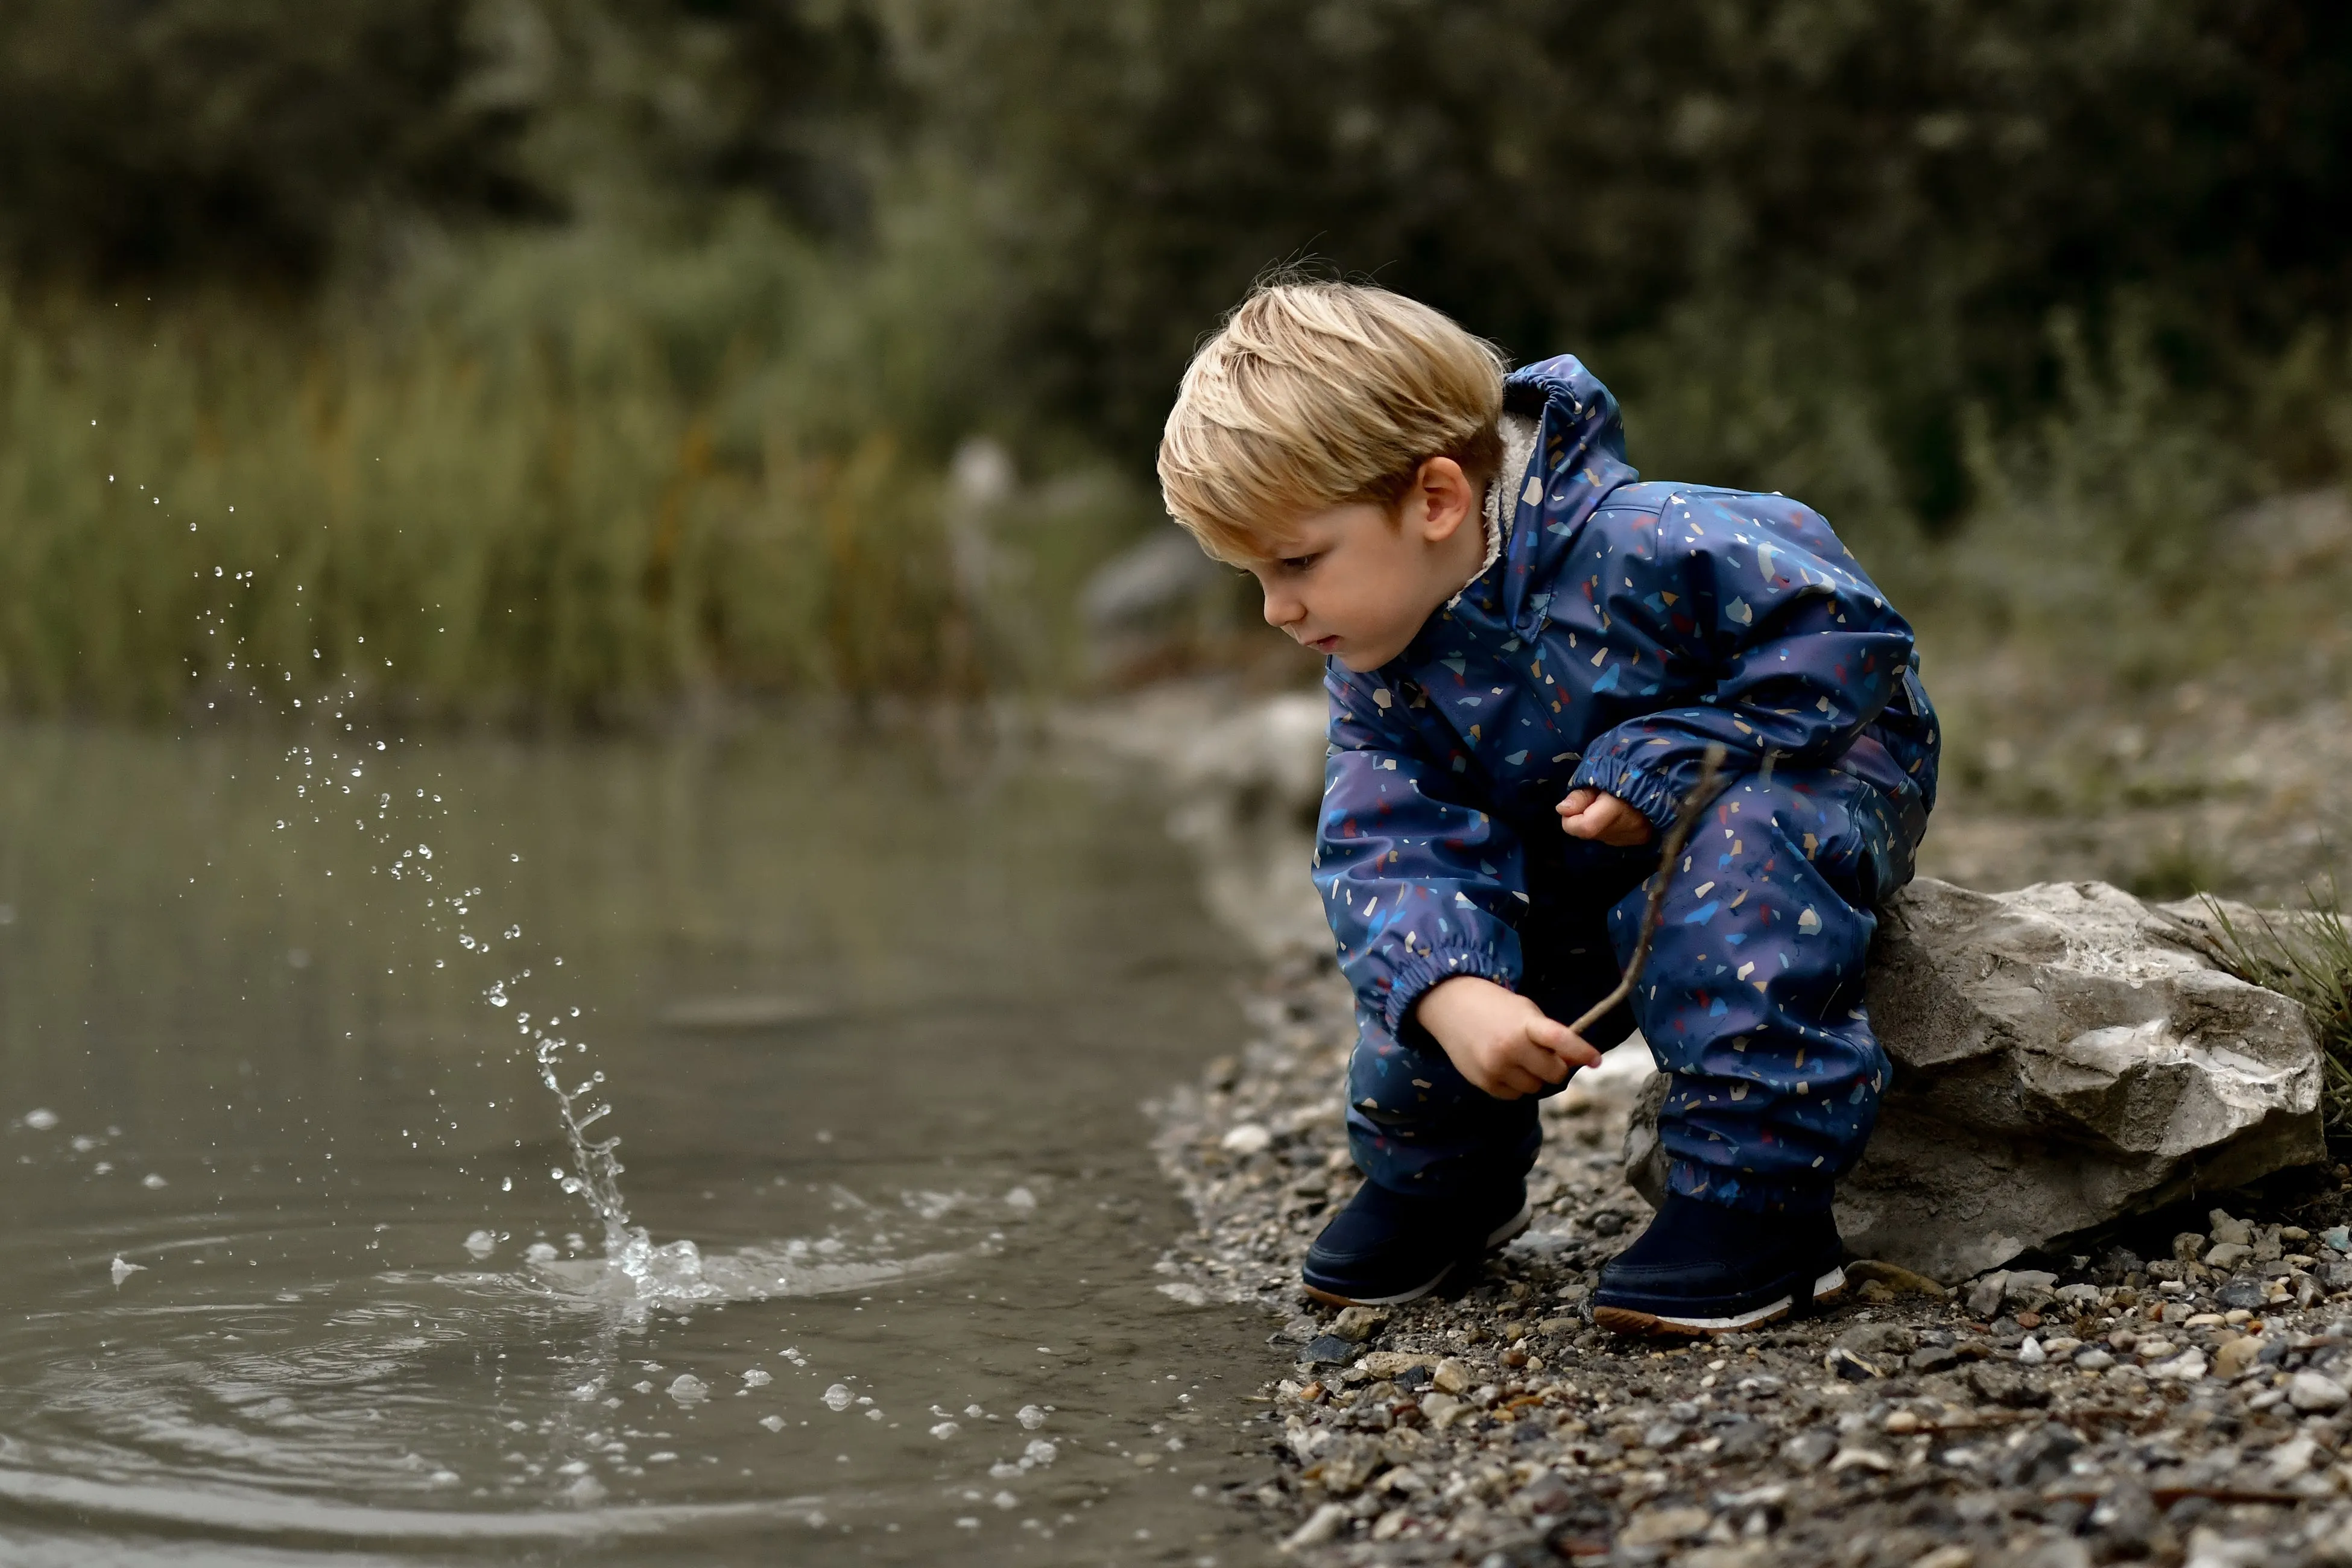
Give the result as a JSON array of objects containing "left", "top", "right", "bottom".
[{"left": 1261, "top": 587, "right": 1302, "bottom": 628}]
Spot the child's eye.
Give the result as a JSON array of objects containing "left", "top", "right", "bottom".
[{"left": 1279, "top": 553, "right": 1320, "bottom": 572}]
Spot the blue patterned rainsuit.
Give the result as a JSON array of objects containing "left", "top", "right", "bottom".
[{"left": 1315, "top": 357, "right": 1939, "bottom": 1216}]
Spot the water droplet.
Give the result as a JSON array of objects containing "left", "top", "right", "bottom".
[
  {"left": 667, "top": 1374, "right": 709, "bottom": 1403},
  {"left": 22, "top": 1108, "right": 57, "bottom": 1131},
  {"left": 1016, "top": 1404, "right": 1047, "bottom": 1430},
  {"left": 823, "top": 1384, "right": 853, "bottom": 1412}
]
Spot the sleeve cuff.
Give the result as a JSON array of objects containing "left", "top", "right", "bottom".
[
  {"left": 1380, "top": 946, "right": 1519, "bottom": 1040},
  {"left": 1567, "top": 753, "right": 1680, "bottom": 830}
]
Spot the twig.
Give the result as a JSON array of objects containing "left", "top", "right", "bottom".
[{"left": 1568, "top": 744, "right": 1731, "bottom": 1039}]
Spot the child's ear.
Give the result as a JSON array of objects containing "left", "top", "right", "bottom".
[{"left": 1412, "top": 457, "right": 1480, "bottom": 543}]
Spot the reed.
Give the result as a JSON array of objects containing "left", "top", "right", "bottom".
[{"left": 0, "top": 253, "right": 1001, "bottom": 722}]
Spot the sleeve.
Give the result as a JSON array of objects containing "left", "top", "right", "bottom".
[
  {"left": 1313, "top": 667, "right": 1531, "bottom": 1041},
  {"left": 1567, "top": 494, "right": 1916, "bottom": 829}
]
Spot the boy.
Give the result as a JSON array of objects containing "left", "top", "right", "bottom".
[{"left": 1157, "top": 282, "right": 1938, "bottom": 1335}]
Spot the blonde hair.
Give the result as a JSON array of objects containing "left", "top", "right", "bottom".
[{"left": 1157, "top": 280, "right": 1507, "bottom": 561}]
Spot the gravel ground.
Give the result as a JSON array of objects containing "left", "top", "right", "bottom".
[{"left": 1151, "top": 950, "right": 2352, "bottom": 1568}]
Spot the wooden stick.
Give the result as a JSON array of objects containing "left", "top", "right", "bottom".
[{"left": 1566, "top": 744, "right": 1731, "bottom": 1039}]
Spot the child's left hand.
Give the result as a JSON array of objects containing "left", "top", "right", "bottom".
[{"left": 1557, "top": 788, "right": 1653, "bottom": 846}]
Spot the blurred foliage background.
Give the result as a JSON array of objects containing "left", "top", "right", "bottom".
[{"left": 1, "top": 0, "right": 2348, "bottom": 726}]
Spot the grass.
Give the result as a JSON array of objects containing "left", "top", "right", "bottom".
[
  {"left": 0, "top": 216, "right": 1150, "bottom": 723},
  {"left": 2200, "top": 888, "right": 2352, "bottom": 1137}
]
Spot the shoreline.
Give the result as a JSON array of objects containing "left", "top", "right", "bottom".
[{"left": 1092, "top": 683, "right": 2352, "bottom": 1568}]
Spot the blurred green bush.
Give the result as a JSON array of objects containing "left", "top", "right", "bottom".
[{"left": 0, "top": 1, "right": 2347, "bottom": 717}]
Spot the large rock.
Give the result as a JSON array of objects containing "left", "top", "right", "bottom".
[{"left": 1628, "top": 878, "right": 2325, "bottom": 1282}]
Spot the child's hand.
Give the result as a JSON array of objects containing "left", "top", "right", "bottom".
[
  {"left": 1557, "top": 787, "right": 1653, "bottom": 846},
  {"left": 1414, "top": 976, "right": 1602, "bottom": 1099}
]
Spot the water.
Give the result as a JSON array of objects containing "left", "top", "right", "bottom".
[{"left": 0, "top": 720, "right": 1282, "bottom": 1564}]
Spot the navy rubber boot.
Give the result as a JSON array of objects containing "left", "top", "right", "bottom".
[
  {"left": 1590, "top": 1192, "right": 1847, "bottom": 1337},
  {"left": 1301, "top": 1180, "right": 1530, "bottom": 1307}
]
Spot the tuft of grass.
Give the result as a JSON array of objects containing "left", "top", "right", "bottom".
[
  {"left": 0, "top": 217, "right": 1146, "bottom": 722},
  {"left": 2200, "top": 887, "right": 2352, "bottom": 1137}
]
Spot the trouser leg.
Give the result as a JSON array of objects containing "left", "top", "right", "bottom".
[
  {"left": 1609, "top": 770, "right": 1906, "bottom": 1214},
  {"left": 1344, "top": 902, "right": 1638, "bottom": 1200}
]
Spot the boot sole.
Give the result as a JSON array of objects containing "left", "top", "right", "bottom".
[
  {"left": 1592, "top": 1266, "right": 1848, "bottom": 1339},
  {"left": 1301, "top": 1201, "right": 1533, "bottom": 1309}
]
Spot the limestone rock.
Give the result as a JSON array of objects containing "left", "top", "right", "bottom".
[{"left": 1628, "top": 879, "right": 2325, "bottom": 1282}]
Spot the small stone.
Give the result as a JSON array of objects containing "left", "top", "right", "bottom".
[
  {"left": 1430, "top": 1358, "right": 1471, "bottom": 1395},
  {"left": 1300, "top": 1335, "right": 1356, "bottom": 1367},
  {"left": 2003, "top": 1269, "right": 2058, "bottom": 1308},
  {"left": 2209, "top": 1209, "right": 2252, "bottom": 1246},
  {"left": 1418, "top": 1391, "right": 1467, "bottom": 1429},
  {"left": 2172, "top": 1231, "right": 2209, "bottom": 1263},
  {"left": 2217, "top": 1276, "right": 2269, "bottom": 1310},
  {"left": 2289, "top": 1371, "right": 2350, "bottom": 1412},
  {"left": 1829, "top": 1445, "right": 1894, "bottom": 1473},
  {"left": 2073, "top": 1348, "right": 2115, "bottom": 1371},
  {"left": 1909, "top": 1345, "right": 1959, "bottom": 1374},
  {"left": 1912, "top": 1548, "right": 1975, "bottom": 1568},
  {"left": 2204, "top": 1241, "right": 2254, "bottom": 1270},
  {"left": 1360, "top": 1351, "right": 1432, "bottom": 1379},
  {"left": 1825, "top": 1347, "right": 1881, "bottom": 1382},
  {"left": 1329, "top": 1305, "right": 1386, "bottom": 1342},
  {"left": 2322, "top": 1225, "right": 2350, "bottom": 1254},
  {"left": 2147, "top": 1349, "right": 2208, "bottom": 1382},
  {"left": 2017, "top": 1338, "right": 2046, "bottom": 1365},
  {"left": 1882, "top": 1408, "right": 1923, "bottom": 1434},
  {"left": 1780, "top": 1430, "right": 1837, "bottom": 1466},
  {"left": 1619, "top": 1505, "right": 1712, "bottom": 1548},
  {"left": 1965, "top": 1272, "right": 2009, "bottom": 1321},
  {"left": 1844, "top": 1259, "right": 1949, "bottom": 1299},
  {"left": 2268, "top": 1434, "right": 2324, "bottom": 1480},
  {"left": 1837, "top": 1323, "right": 1918, "bottom": 1358},
  {"left": 1512, "top": 1469, "right": 1578, "bottom": 1519},
  {"left": 1967, "top": 1363, "right": 2047, "bottom": 1408},
  {"left": 2213, "top": 1336, "right": 2263, "bottom": 1377},
  {"left": 1220, "top": 1123, "right": 1272, "bottom": 1156},
  {"left": 1282, "top": 1502, "right": 1350, "bottom": 1551}
]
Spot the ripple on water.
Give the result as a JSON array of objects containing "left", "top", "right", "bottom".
[{"left": 0, "top": 1197, "right": 979, "bottom": 1552}]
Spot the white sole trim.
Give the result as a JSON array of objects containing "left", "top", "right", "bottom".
[
  {"left": 1602, "top": 1264, "right": 1850, "bottom": 1336},
  {"left": 1483, "top": 1201, "right": 1533, "bottom": 1250},
  {"left": 1303, "top": 1267, "right": 1453, "bottom": 1308},
  {"left": 1646, "top": 1294, "right": 1797, "bottom": 1333}
]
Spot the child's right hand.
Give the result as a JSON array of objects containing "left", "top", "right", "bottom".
[{"left": 1414, "top": 976, "right": 1602, "bottom": 1099}]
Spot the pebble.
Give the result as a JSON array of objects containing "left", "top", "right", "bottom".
[
  {"left": 2289, "top": 1371, "right": 2350, "bottom": 1413},
  {"left": 1146, "top": 942, "right": 2352, "bottom": 1566}
]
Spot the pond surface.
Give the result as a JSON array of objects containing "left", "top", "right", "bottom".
[{"left": 0, "top": 719, "right": 1280, "bottom": 1565}]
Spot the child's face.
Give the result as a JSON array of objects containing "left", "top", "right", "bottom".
[{"left": 1241, "top": 457, "right": 1485, "bottom": 672}]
